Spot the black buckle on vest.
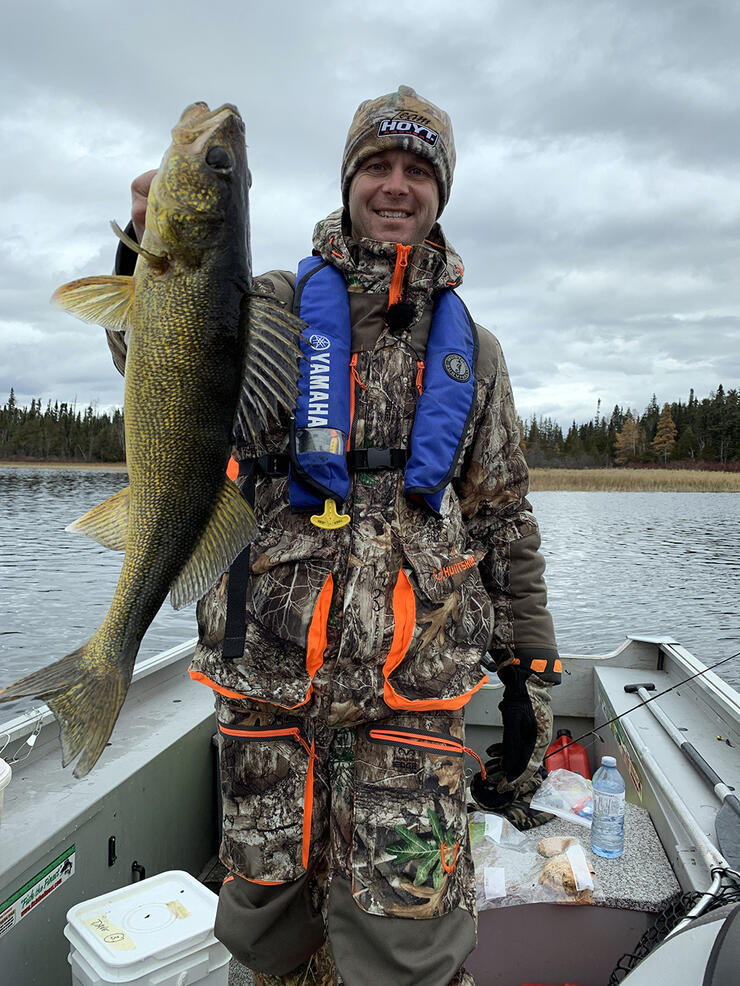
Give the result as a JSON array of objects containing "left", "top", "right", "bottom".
[
  {"left": 347, "top": 448, "right": 408, "bottom": 471},
  {"left": 258, "top": 453, "right": 289, "bottom": 477},
  {"left": 238, "top": 454, "right": 289, "bottom": 478}
]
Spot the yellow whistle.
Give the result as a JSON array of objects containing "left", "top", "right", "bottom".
[{"left": 310, "top": 498, "right": 350, "bottom": 529}]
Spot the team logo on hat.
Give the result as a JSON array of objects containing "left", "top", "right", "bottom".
[{"left": 377, "top": 119, "right": 439, "bottom": 146}]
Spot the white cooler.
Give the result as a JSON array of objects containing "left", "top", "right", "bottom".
[{"left": 64, "top": 870, "right": 230, "bottom": 986}]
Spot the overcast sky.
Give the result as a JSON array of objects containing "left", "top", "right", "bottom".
[{"left": 1, "top": 0, "right": 738, "bottom": 430}]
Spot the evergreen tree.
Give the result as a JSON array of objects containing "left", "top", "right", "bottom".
[
  {"left": 643, "top": 394, "right": 660, "bottom": 443},
  {"left": 673, "top": 424, "right": 697, "bottom": 460}
]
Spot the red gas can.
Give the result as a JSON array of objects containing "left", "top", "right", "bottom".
[{"left": 544, "top": 729, "right": 591, "bottom": 778}]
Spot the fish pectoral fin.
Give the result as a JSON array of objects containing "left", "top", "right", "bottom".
[
  {"left": 0, "top": 640, "right": 134, "bottom": 778},
  {"left": 169, "top": 479, "right": 256, "bottom": 610},
  {"left": 235, "top": 293, "right": 305, "bottom": 438},
  {"left": 52, "top": 275, "right": 135, "bottom": 330},
  {"left": 65, "top": 487, "right": 130, "bottom": 550}
]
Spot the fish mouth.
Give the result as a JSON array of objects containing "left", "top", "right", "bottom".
[{"left": 171, "top": 102, "right": 244, "bottom": 147}]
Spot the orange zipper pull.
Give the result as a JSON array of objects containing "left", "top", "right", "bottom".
[
  {"left": 415, "top": 360, "right": 425, "bottom": 396},
  {"left": 463, "top": 744, "right": 486, "bottom": 780},
  {"left": 388, "top": 243, "right": 412, "bottom": 307},
  {"left": 350, "top": 352, "right": 367, "bottom": 391},
  {"left": 348, "top": 353, "right": 367, "bottom": 452}
]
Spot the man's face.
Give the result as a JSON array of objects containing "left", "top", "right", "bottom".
[{"left": 348, "top": 148, "right": 439, "bottom": 244}]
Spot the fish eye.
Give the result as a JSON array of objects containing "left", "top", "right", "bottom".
[{"left": 206, "top": 146, "right": 231, "bottom": 170}]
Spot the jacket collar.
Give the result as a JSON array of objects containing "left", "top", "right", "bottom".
[{"left": 311, "top": 208, "right": 464, "bottom": 327}]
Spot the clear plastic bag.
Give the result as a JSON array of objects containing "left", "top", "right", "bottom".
[
  {"left": 528, "top": 768, "right": 594, "bottom": 828},
  {"left": 469, "top": 811, "right": 596, "bottom": 910}
]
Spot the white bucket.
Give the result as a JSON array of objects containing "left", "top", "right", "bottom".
[
  {"left": 0, "top": 758, "right": 11, "bottom": 827},
  {"left": 64, "top": 870, "right": 230, "bottom": 986}
]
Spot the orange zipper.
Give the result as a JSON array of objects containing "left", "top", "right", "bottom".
[
  {"left": 367, "top": 728, "right": 486, "bottom": 779},
  {"left": 218, "top": 722, "right": 314, "bottom": 761},
  {"left": 415, "top": 360, "right": 425, "bottom": 396},
  {"left": 388, "top": 243, "right": 412, "bottom": 307},
  {"left": 218, "top": 724, "right": 316, "bottom": 873},
  {"left": 348, "top": 353, "right": 367, "bottom": 449}
]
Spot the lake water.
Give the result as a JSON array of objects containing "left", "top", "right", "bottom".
[{"left": 0, "top": 468, "right": 738, "bottom": 723}]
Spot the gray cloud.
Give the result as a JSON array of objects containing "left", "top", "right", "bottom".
[{"left": 1, "top": 0, "right": 738, "bottom": 430}]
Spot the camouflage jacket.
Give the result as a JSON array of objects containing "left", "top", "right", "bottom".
[{"left": 110, "top": 210, "right": 559, "bottom": 727}]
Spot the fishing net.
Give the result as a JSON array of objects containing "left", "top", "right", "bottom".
[{"left": 607, "top": 874, "right": 740, "bottom": 984}]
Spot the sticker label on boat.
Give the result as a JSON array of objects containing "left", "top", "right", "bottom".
[
  {"left": 0, "top": 844, "right": 75, "bottom": 940},
  {"left": 598, "top": 686, "right": 644, "bottom": 801}
]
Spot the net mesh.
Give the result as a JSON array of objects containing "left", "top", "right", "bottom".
[{"left": 608, "top": 876, "right": 740, "bottom": 984}]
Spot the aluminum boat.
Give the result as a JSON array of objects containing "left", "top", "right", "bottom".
[{"left": 1, "top": 634, "right": 738, "bottom": 985}]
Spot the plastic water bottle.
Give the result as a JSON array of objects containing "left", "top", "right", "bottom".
[{"left": 590, "top": 755, "right": 625, "bottom": 858}]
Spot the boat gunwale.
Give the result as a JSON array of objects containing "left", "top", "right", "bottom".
[{"left": 0, "top": 636, "right": 200, "bottom": 747}]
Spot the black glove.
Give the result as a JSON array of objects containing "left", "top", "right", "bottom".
[{"left": 498, "top": 666, "right": 538, "bottom": 781}]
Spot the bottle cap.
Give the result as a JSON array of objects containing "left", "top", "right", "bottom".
[
  {"left": 602, "top": 756, "right": 617, "bottom": 767},
  {"left": 556, "top": 729, "right": 572, "bottom": 738}
]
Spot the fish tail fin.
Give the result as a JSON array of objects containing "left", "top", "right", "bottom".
[{"left": 0, "top": 640, "right": 134, "bottom": 778}]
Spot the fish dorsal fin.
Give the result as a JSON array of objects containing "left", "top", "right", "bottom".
[
  {"left": 234, "top": 293, "right": 305, "bottom": 441},
  {"left": 52, "top": 275, "right": 135, "bottom": 330},
  {"left": 169, "top": 479, "right": 256, "bottom": 610},
  {"left": 65, "top": 487, "right": 130, "bottom": 550}
]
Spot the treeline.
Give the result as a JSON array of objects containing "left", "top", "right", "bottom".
[
  {"left": 0, "top": 390, "right": 125, "bottom": 462},
  {"left": 521, "top": 387, "right": 739, "bottom": 469},
  {"left": 1, "top": 386, "right": 738, "bottom": 469}
]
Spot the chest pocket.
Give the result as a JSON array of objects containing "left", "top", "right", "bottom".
[{"left": 381, "top": 542, "right": 490, "bottom": 711}]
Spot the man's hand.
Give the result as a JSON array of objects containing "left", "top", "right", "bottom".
[
  {"left": 498, "top": 665, "right": 538, "bottom": 781},
  {"left": 131, "top": 169, "right": 158, "bottom": 241}
]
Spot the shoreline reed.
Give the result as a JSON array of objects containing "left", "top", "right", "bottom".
[
  {"left": 1, "top": 460, "right": 738, "bottom": 491},
  {"left": 529, "top": 467, "right": 740, "bottom": 492}
]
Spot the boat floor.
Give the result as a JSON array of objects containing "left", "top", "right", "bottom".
[{"left": 230, "top": 955, "right": 257, "bottom": 985}]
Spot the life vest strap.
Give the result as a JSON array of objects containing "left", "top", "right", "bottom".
[
  {"left": 236, "top": 448, "right": 410, "bottom": 479},
  {"left": 223, "top": 460, "right": 256, "bottom": 660},
  {"left": 239, "top": 453, "right": 289, "bottom": 478}
]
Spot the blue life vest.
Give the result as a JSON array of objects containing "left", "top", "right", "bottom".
[{"left": 289, "top": 255, "right": 478, "bottom": 516}]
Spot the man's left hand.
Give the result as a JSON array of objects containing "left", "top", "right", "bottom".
[{"left": 498, "top": 665, "right": 538, "bottom": 780}]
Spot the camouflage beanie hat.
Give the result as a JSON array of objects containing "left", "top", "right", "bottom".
[{"left": 341, "top": 85, "right": 456, "bottom": 218}]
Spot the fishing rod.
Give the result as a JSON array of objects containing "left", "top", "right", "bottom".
[{"left": 543, "top": 648, "right": 740, "bottom": 763}]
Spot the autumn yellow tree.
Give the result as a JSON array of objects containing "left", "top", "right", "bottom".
[
  {"left": 614, "top": 414, "right": 645, "bottom": 465},
  {"left": 517, "top": 415, "right": 528, "bottom": 452},
  {"left": 651, "top": 403, "right": 677, "bottom": 462}
]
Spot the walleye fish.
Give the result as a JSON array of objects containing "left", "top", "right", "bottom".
[{"left": 0, "top": 102, "right": 303, "bottom": 777}]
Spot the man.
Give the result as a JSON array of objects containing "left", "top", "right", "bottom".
[{"left": 113, "top": 85, "right": 560, "bottom": 986}]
